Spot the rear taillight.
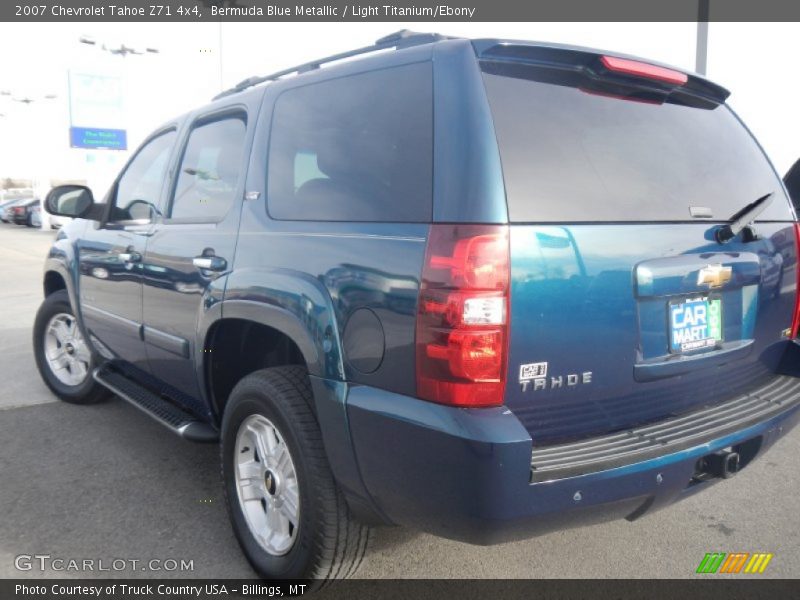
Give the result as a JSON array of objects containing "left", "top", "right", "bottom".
[
  {"left": 416, "top": 224, "right": 509, "bottom": 408},
  {"left": 600, "top": 55, "right": 688, "bottom": 86},
  {"left": 791, "top": 223, "right": 800, "bottom": 338}
]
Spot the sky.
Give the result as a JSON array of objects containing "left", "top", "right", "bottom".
[{"left": 0, "top": 22, "right": 797, "bottom": 196}]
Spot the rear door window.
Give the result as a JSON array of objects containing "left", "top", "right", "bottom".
[
  {"left": 267, "top": 62, "right": 433, "bottom": 222},
  {"left": 481, "top": 64, "right": 793, "bottom": 223}
]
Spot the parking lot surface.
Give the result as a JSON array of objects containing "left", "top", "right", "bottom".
[{"left": 1, "top": 224, "right": 798, "bottom": 579}]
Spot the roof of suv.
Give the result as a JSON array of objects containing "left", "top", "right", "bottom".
[
  {"left": 212, "top": 30, "right": 453, "bottom": 101},
  {"left": 149, "top": 30, "right": 728, "bottom": 142},
  {"left": 210, "top": 29, "right": 726, "bottom": 105},
  {"left": 152, "top": 30, "right": 446, "bottom": 135}
]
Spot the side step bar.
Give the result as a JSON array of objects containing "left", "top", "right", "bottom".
[{"left": 93, "top": 364, "right": 218, "bottom": 443}]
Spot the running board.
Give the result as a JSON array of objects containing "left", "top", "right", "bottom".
[{"left": 93, "top": 364, "right": 218, "bottom": 443}]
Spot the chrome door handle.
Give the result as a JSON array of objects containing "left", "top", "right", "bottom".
[{"left": 193, "top": 256, "right": 227, "bottom": 271}]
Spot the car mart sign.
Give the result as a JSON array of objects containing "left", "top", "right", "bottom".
[
  {"left": 68, "top": 71, "right": 126, "bottom": 150},
  {"left": 69, "top": 127, "right": 127, "bottom": 150}
]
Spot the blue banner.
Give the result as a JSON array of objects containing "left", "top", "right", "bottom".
[{"left": 69, "top": 127, "right": 127, "bottom": 150}]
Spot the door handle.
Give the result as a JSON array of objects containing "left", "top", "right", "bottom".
[
  {"left": 193, "top": 256, "right": 227, "bottom": 272},
  {"left": 118, "top": 251, "right": 142, "bottom": 263}
]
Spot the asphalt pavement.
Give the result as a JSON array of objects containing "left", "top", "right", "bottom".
[{"left": 0, "top": 223, "right": 798, "bottom": 579}]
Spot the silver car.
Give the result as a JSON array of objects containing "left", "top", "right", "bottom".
[{"left": 29, "top": 202, "right": 42, "bottom": 228}]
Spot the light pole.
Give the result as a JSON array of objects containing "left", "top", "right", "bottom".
[{"left": 696, "top": 0, "right": 710, "bottom": 75}]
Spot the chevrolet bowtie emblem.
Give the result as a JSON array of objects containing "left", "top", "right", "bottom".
[{"left": 697, "top": 263, "right": 733, "bottom": 288}]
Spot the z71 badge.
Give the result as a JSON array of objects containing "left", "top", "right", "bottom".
[
  {"left": 519, "top": 362, "right": 592, "bottom": 392},
  {"left": 519, "top": 362, "right": 548, "bottom": 381}
]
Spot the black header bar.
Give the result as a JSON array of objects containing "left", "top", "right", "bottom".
[
  {"left": 2, "top": 579, "right": 800, "bottom": 600},
  {"left": 4, "top": 0, "right": 800, "bottom": 22}
]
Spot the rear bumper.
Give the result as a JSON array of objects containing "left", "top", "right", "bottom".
[{"left": 346, "top": 378, "right": 800, "bottom": 545}]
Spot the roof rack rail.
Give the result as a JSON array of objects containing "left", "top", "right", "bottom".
[{"left": 212, "top": 30, "right": 453, "bottom": 101}]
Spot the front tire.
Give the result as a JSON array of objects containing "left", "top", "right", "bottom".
[
  {"left": 221, "top": 366, "right": 371, "bottom": 582},
  {"left": 33, "top": 290, "right": 109, "bottom": 404}
]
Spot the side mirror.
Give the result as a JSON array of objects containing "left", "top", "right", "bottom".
[{"left": 44, "top": 185, "right": 98, "bottom": 219}]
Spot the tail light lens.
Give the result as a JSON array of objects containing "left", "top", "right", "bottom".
[
  {"left": 416, "top": 224, "right": 510, "bottom": 407},
  {"left": 791, "top": 223, "right": 800, "bottom": 338}
]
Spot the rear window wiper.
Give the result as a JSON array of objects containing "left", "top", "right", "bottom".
[{"left": 715, "top": 192, "right": 773, "bottom": 244}]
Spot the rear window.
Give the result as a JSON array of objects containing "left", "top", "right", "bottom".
[
  {"left": 481, "top": 64, "right": 793, "bottom": 223},
  {"left": 267, "top": 62, "right": 433, "bottom": 222}
]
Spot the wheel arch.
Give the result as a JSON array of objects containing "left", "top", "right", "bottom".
[
  {"left": 43, "top": 260, "right": 79, "bottom": 319},
  {"left": 198, "top": 299, "right": 332, "bottom": 421},
  {"left": 198, "top": 300, "right": 387, "bottom": 526},
  {"left": 44, "top": 269, "right": 67, "bottom": 297}
]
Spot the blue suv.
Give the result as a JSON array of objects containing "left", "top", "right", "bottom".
[{"left": 36, "top": 31, "right": 800, "bottom": 580}]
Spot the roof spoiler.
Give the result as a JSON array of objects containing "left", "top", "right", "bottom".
[{"left": 474, "top": 41, "right": 730, "bottom": 106}]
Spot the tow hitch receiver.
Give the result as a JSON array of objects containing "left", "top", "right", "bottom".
[{"left": 696, "top": 450, "right": 740, "bottom": 480}]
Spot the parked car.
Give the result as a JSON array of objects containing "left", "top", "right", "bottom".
[
  {"left": 29, "top": 202, "right": 42, "bottom": 228},
  {"left": 0, "top": 198, "right": 27, "bottom": 222},
  {"left": 0, "top": 199, "right": 14, "bottom": 222},
  {"left": 11, "top": 198, "right": 40, "bottom": 226},
  {"left": 35, "top": 31, "right": 800, "bottom": 582}
]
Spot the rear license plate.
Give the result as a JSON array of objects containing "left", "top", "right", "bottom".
[{"left": 669, "top": 296, "right": 722, "bottom": 353}]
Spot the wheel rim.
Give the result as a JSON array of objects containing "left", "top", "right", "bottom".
[
  {"left": 43, "top": 313, "right": 91, "bottom": 387},
  {"left": 234, "top": 414, "right": 300, "bottom": 556}
]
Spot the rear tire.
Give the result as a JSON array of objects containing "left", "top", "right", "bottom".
[
  {"left": 33, "top": 290, "right": 109, "bottom": 404},
  {"left": 221, "top": 366, "right": 371, "bottom": 583}
]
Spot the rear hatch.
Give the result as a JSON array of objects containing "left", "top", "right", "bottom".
[{"left": 478, "top": 43, "right": 798, "bottom": 445}]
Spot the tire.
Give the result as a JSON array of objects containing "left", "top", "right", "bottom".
[
  {"left": 33, "top": 289, "right": 109, "bottom": 404},
  {"left": 221, "top": 366, "right": 371, "bottom": 583}
]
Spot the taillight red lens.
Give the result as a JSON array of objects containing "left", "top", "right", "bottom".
[
  {"left": 600, "top": 55, "right": 688, "bottom": 86},
  {"left": 416, "top": 224, "right": 509, "bottom": 408},
  {"left": 791, "top": 223, "right": 800, "bottom": 338}
]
